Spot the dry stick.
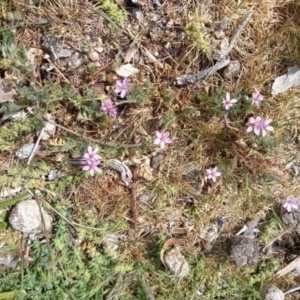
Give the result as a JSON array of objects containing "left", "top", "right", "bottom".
[
  {"left": 175, "top": 10, "right": 254, "bottom": 86},
  {"left": 277, "top": 255, "right": 300, "bottom": 277},
  {"left": 284, "top": 284, "right": 300, "bottom": 296},
  {"left": 35, "top": 116, "right": 141, "bottom": 148},
  {"left": 130, "top": 165, "right": 138, "bottom": 230},
  {"left": 175, "top": 59, "right": 230, "bottom": 85},
  {"left": 27, "top": 126, "right": 45, "bottom": 165}
]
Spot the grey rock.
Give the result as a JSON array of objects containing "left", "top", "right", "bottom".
[
  {"left": 272, "top": 65, "right": 300, "bottom": 96},
  {"left": 15, "top": 143, "right": 39, "bottom": 159},
  {"left": 281, "top": 207, "right": 300, "bottom": 235},
  {"left": 132, "top": 8, "right": 143, "bottom": 23},
  {"left": 223, "top": 60, "right": 241, "bottom": 79},
  {"left": 0, "top": 253, "right": 17, "bottom": 268},
  {"left": 9, "top": 200, "right": 52, "bottom": 234},
  {"left": 231, "top": 236, "right": 259, "bottom": 267},
  {"left": 177, "top": 32, "right": 186, "bottom": 42},
  {"left": 57, "top": 49, "right": 72, "bottom": 58},
  {"left": 138, "top": 194, "right": 149, "bottom": 202},
  {"left": 68, "top": 52, "right": 84, "bottom": 69},
  {"left": 151, "top": 153, "right": 164, "bottom": 169}
]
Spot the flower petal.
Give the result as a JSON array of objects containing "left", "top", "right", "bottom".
[
  {"left": 156, "top": 131, "right": 162, "bottom": 138},
  {"left": 254, "top": 127, "right": 260, "bottom": 136},
  {"left": 160, "top": 141, "right": 165, "bottom": 149},
  {"left": 162, "top": 132, "right": 170, "bottom": 138},
  {"left": 154, "top": 138, "right": 161, "bottom": 145},
  {"left": 247, "top": 126, "right": 253, "bottom": 133},
  {"left": 164, "top": 137, "right": 172, "bottom": 144},
  {"left": 82, "top": 165, "right": 90, "bottom": 171}
]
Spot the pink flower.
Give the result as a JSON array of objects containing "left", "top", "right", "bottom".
[
  {"left": 252, "top": 89, "right": 264, "bottom": 107},
  {"left": 101, "top": 99, "right": 117, "bottom": 118},
  {"left": 283, "top": 196, "right": 299, "bottom": 212},
  {"left": 114, "top": 77, "right": 131, "bottom": 98},
  {"left": 206, "top": 167, "right": 221, "bottom": 182},
  {"left": 246, "top": 116, "right": 274, "bottom": 137},
  {"left": 154, "top": 131, "right": 172, "bottom": 149},
  {"left": 222, "top": 92, "right": 237, "bottom": 110},
  {"left": 82, "top": 146, "right": 102, "bottom": 176}
]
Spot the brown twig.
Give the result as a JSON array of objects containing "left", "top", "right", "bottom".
[
  {"left": 35, "top": 116, "right": 142, "bottom": 148},
  {"left": 87, "top": 60, "right": 114, "bottom": 81},
  {"left": 130, "top": 165, "right": 138, "bottom": 230}
]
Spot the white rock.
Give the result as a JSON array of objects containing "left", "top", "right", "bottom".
[
  {"left": 40, "top": 121, "right": 56, "bottom": 140},
  {"left": 272, "top": 65, "right": 300, "bottom": 96},
  {"left": 57, "top": 49, "right": 72, "bottom": 58},
  {"left": 262, "top": 285, "right": 284, "bottom": 300},
  {"left": 164, "top": 247, "right": 189, "bottom": 277},
  {"left": 15, "top": 143, "right": 39, "bottom": 159},
  {"left": 9, "top": 199, "right": 52, "bottom": 234},
  {"left": 89, "top": 51, "right": 99, "bottom": 62},
  {"left": 116, "top": 64, "right": 139, "bottom": 77}
]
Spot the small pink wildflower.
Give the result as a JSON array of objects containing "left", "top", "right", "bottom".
[
  {"left": 101, "top": 99, "right": 117, "bottom": 118},
  {"left": 222, "top": 92, "right": 237, "bottom": 110},
  {"left": 283, "top": 196, "right": 299, "bottom": 212},
  {"left": 114, "top": 77, "right": 131, "bottom": 98},
  {"left": 154, "top": 131, "right": 172, "bottom": 149},
  {"left": 82, "top": 146, "right": 102, "bottom": 176},
  {"left": 246, "top": 116, "right": 274, "bottom": 137},
  {"left": 206, "top": 167, "right": 221, "bottom": 182},
  {"left": 252, "top": 89, "right": 264, "bottom": 107}
]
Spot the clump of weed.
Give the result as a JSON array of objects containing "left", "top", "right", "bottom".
[{"left": 97, "top": 0, "right": 125, "bottom": 25}]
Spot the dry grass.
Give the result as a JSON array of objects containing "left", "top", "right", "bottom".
[{"left": 1, "top": 0, "right": 300, "bottom": 298}]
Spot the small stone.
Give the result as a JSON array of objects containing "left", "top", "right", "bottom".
[
  {"left": 9, "top": 200, "right": 52, "bottom": 234},
  {"left": 164, "top": 247, "right": 189, "bottom": 277},
  {"left": 272, "top": 65, "right": 300, "bottom": 96},
  {"left": 262, "top": 285, "right": 284, "bottom": 300},
  {"left": 177, "top": 32, "right": 186, "bottom": 42},
  {"left": 151, "top": 153, "right": 164, "bottom": 168},
  {"left": 0, "top": 86, "right": 17, "bottom": 103},
  {"left": 281, "top": 206, "right": 300, "bottom": 235},
  {"left": 0, "top": 253, "right": 17, "bottom": 268},
  {"left": 223, "top": 60, "right": 241, "bottom": 79},
  {"left": 48, "top": 169, "right": 60, "bottom": 181},
  {"left": 200, "top": 224, "right": 218, "bottom": 243},
  {"left": 57, "top": 49, "right": 72, "bottom": 58},
  {"left": 132, "top": 8, "right": 143, "bottom": 22},
  {"left": 94, "top": 46, "right": 104, "bottom": 53},
  {"left": 102, "top": 233, "right": 119, "bottom": 252},
  {"left": 166, "top": 19, "right": 174, "bottom": 29},
  {"left": 138, "top": 194, "right": 149, "bottom": 202},
  {"left": 40, "top": 121, "right": 56, "bottom": 140},
  {"left": 68, "top": 52, "right": 84, "bottom": 69},
  {"left": 15, "top": 143, "right": 39, "bottom": 159},
  {"left": 231, "top": 236, "right": 259, "bottom": 267},
  {"left": 211, "top": 37, "right": 229, "bottom": 60},
  {"left": 89, "top": 51, "right": 99, "bottom": 62}
]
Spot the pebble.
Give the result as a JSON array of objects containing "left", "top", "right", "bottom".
[
  {"left": 9, "top": 199, "right": 52, "bottom": 234},
  {"left": 89, "top": 50, "right": 99, "bottom": 62},
  {"left": 150, "top": 153, "right": 164, "bottom": 169}
]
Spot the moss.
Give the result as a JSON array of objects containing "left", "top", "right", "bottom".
[{"left": 98, "top": 0, "right": 125, "bottom": 25}]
